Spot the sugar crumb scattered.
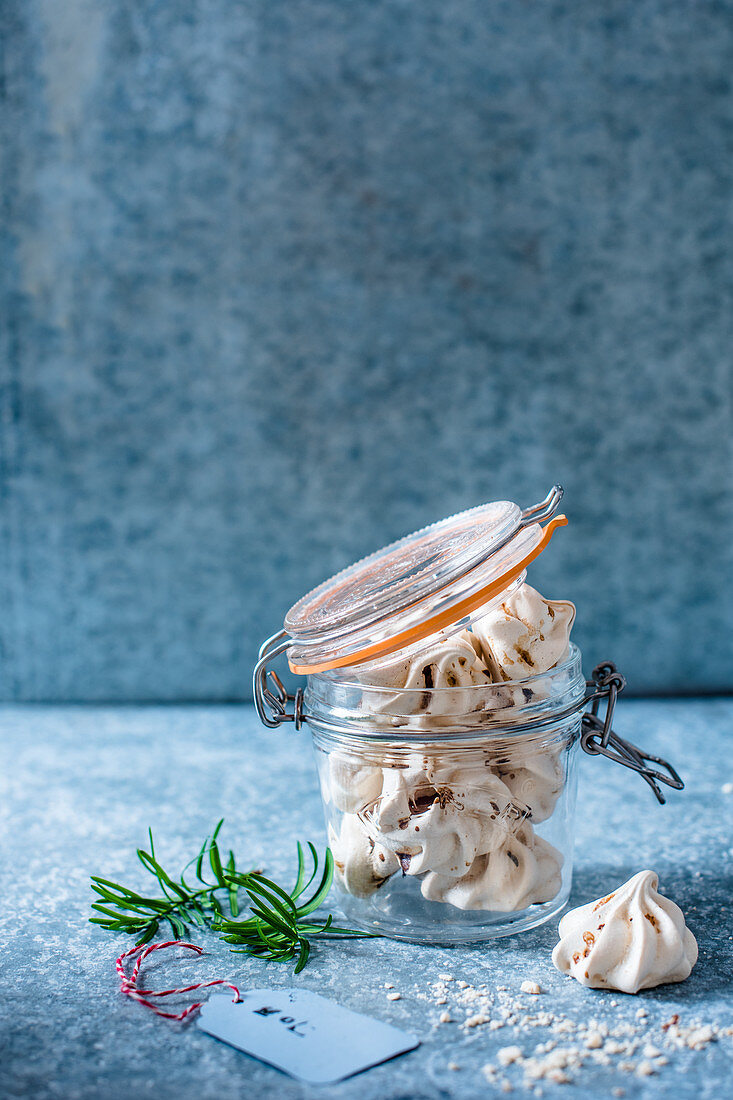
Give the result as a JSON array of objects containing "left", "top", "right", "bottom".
[
  {"left": 497, "top": 1045, "right": 524, "bottom": 1066},
  {"left": 547, "top": 1068, "right": 571, "bottom": 1084}
]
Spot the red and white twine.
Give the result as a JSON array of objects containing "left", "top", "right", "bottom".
[{"left": 115, "top": 940, "right": 240, "bottom": 1021}]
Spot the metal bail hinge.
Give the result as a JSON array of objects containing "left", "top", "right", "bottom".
[
  {"left": 253, "top": 631, "right": 304, "bottom": 730},
  {"left": 581, "top": 662, "right": 683, "bottom": 804}
]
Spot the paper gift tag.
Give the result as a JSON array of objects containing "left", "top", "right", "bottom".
[{"left": 197, "top": 989, "right": 420, "bottom": 1084}]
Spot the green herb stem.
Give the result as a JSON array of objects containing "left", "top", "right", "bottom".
[{"left": 90, "top": 820, "right": 372, "bottom": 970}]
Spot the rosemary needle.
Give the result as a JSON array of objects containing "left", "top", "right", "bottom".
[{"left": 90, "top": 820, "right": 372, "bottom": 972}]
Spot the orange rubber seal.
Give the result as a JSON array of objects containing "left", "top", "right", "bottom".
[{"left": 288, "top": 515, "right": 568, "bottom": 675}]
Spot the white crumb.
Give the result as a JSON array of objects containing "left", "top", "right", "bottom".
[
  {"left": 497, "top": 1045, "right": 524, "bottom": 1066},
  {"left": 547, "top": 1068, "right": 571, "bottom": 1084}
]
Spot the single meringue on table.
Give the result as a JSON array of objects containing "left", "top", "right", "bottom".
[{"left": 552, "top": 869, "right": 698, "bottom": 993}]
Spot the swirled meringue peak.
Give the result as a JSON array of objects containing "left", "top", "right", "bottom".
[
  {"left": 471, "top": 583, "right": 575, "bottom": 682},
  {"left": 552, "top": 870, "right": 697, "bottom": 994}
]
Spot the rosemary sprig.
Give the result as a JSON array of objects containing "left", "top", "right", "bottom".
[{"left": 90, "top": 820, "right": 371, "bottom": 972}]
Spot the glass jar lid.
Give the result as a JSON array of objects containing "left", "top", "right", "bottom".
[{"left": 285, "top": 486, "right": 567, "bottom": 674}]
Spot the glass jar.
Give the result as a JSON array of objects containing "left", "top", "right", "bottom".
[
  {"left": 254, "top": 488, "right": 683, "bottom": 944},
  {"left": 306, "top": 646, "right": 585, "bottom": 942}
]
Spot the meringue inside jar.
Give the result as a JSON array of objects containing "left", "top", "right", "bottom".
[{"left": 306, "top": 639, "right": 586, "bottom": 944}]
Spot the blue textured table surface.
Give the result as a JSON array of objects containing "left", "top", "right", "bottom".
[{"left": 1, "top": 700, "right": 731, "bottom": 1099}]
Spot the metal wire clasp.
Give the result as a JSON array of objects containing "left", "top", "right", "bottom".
[
  {"left": 519, "top": 484, "right": 564, "bottom": 526},
  {"left": 253, "top": 630, "right": 304, "bottom": 729},
  {"left": 581, "top": 662, "right": 684, "bottom": 804}
]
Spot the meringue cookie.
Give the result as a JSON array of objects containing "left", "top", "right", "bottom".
[
  {"left": 422, "top": 758, "right": 530, "bottom": 849},
  {"left": 326, "top": 754, "right": 384, "bottom": 813},
  {"left": 356, "top": 631, "right": 492, "bottom": 716},
  {"left": 472, "top": 584, "right": 575, "bottom": 682},
  {"left": 495, "top": 745, "right": 565, "bottom": 823},
  {"left": 328, "top": 815, "right": 400, "bottom": 897},
  {"left": 552, "top": 870, "right": 698, "bottom": 993},
  {"left": 371, "top": 767, "right": 484, "bottom": 877},
  {"left": 421, "top": 824, "right": 563, "bottom": 912},
  {"left": 372, "top": 765, "right": 430, "bottom": 832},
  {"left": 386, "top": 818, "right": 483, "bottom": 879}
]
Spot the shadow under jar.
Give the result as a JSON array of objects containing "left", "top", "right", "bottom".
[{"left": 308, "top": 647, "right": 585, "bottom": 943}]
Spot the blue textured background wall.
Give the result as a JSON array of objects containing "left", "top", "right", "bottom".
[{"left": 2, "top": 1, "right": 732, "bottom": 701}]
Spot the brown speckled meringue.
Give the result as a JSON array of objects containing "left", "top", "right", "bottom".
[
  {"left": 420, "top": 823, "right": 563, "bottom": 912},
  {"left": 552, "top": 870, "right": 698, "bottom": 993},
  {"left": 355, "top": 631, "right": 492, "bottom": 716},
  {"left": 370, "top": 766, "right": 486, "bottom": 877},
  {"left": 471, "top": 583, "right": 575, "bottom": 682}
]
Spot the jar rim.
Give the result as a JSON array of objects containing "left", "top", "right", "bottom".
[
  {"left": 319, "top": 642, "right": 582, "bottom": 694},
  {"left": 303, "top": 644, "right": 587, "bottom": 744}
]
